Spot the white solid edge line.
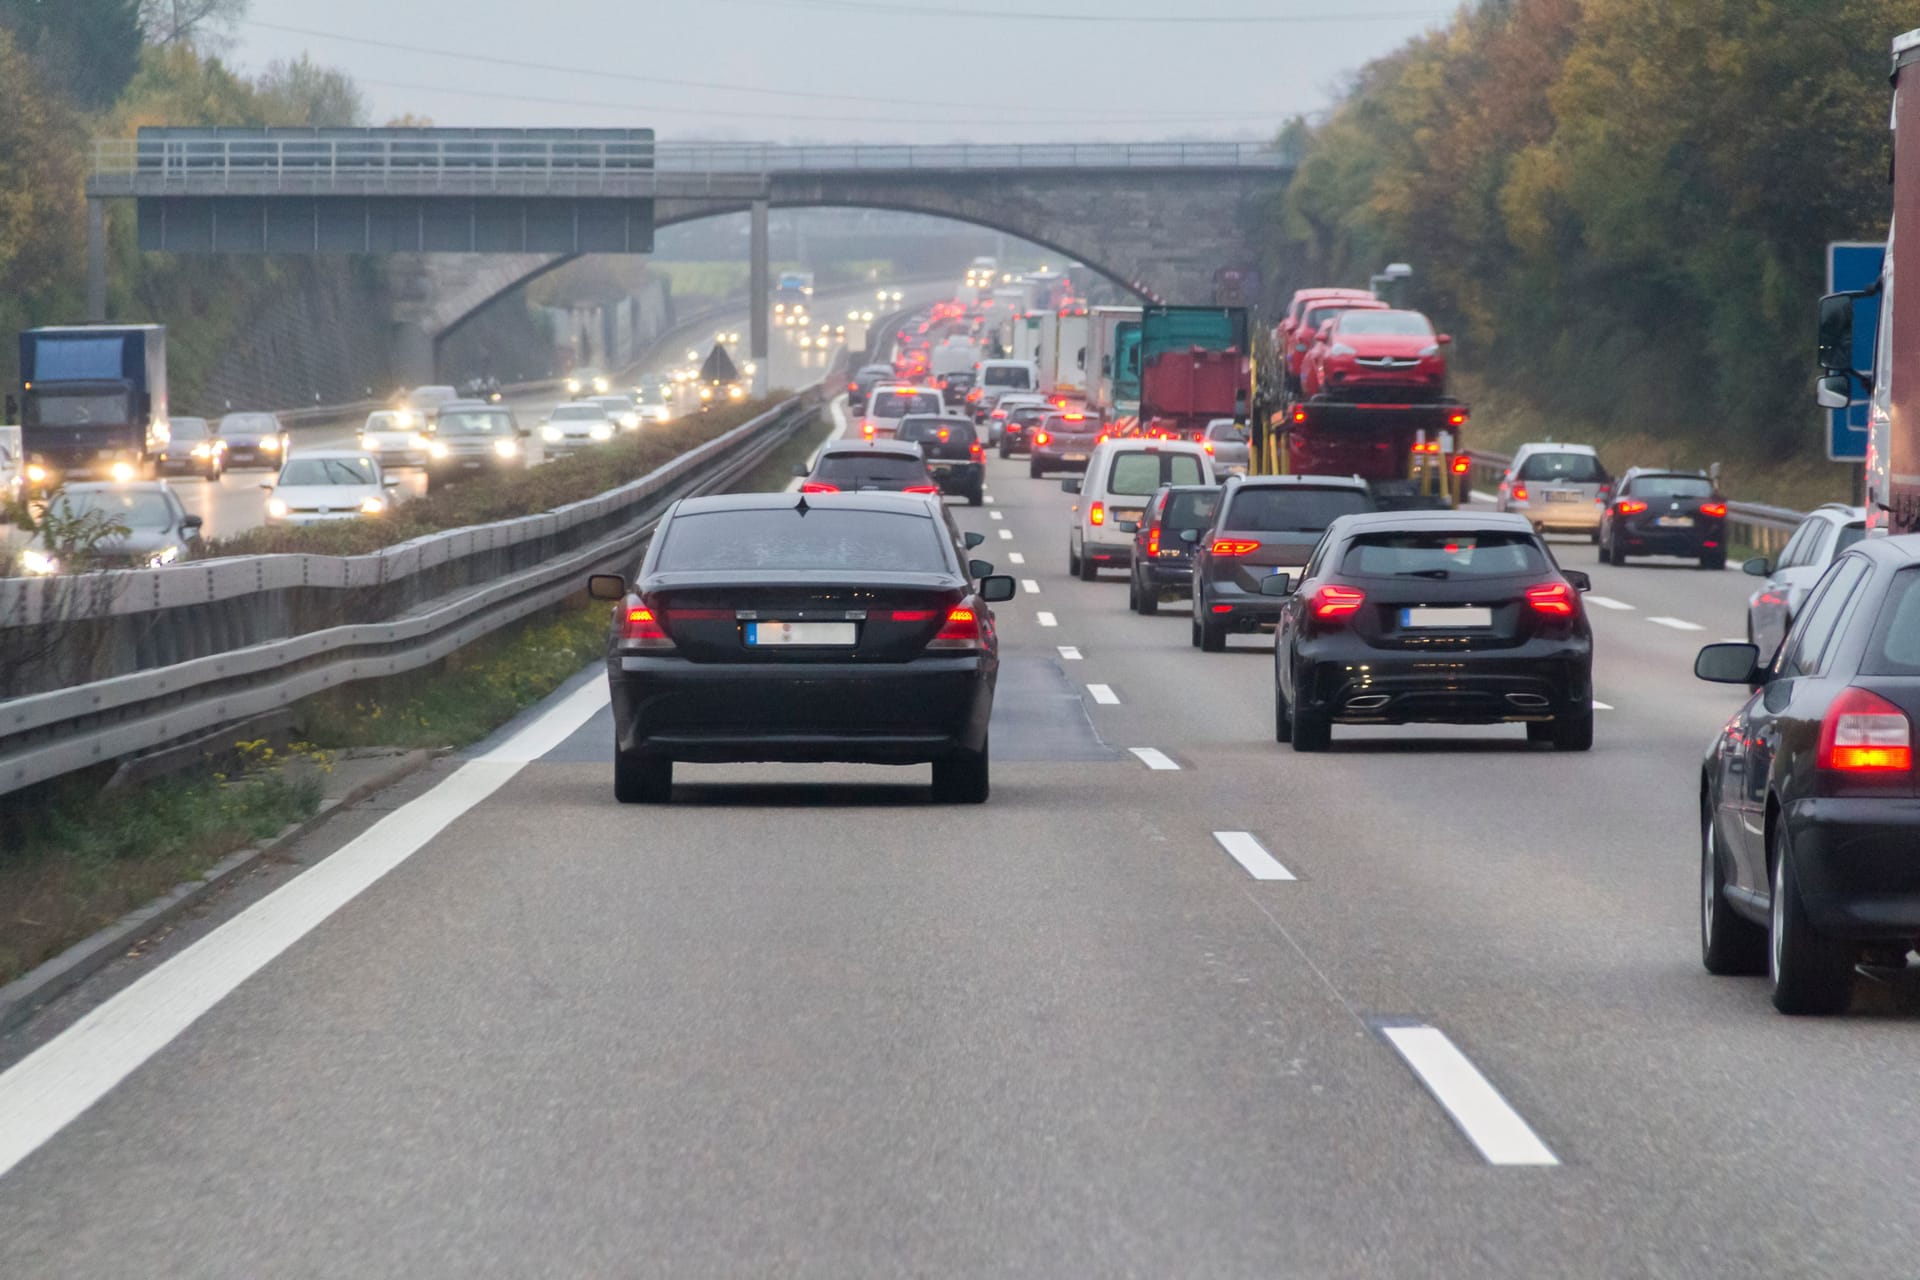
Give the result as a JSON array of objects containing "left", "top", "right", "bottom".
[
  {"left": 1007, "top": 552, "right": 1026, "bottom": 565},
  {"left": 1647, "top": 616, "right": 1706, "bottom": 631},
  {"left": 0, "top": 677, "right": 612, "bottom": 1183},
  {"left": 1213, "top": 831, "right": 1294, "bottom": 881},
  {"left": 1022, "top": 579, "right": 1040, "bottom": 594},
  {"left": 1591, "top": 699, "right": 1614, "bottom": 711},
  {"left": 1381, "top": 1025, "right": 1559, "bottom": 1167},
  {"left": 1036, "top": 611, "right": 1057, "bottom": 627},
  {"left": 1086, "top": 683, "right": 1120, "bottom": 705},
  {"left": 1057, "top": 645, "right": 1083, "bottom": 660},
  {"left": 1129, "top": 747, "right": 1180, "bottom": 771},
  {"left": 997, "top": 528, "right": 1013, "bottom": 541},
  {"left": 1583, "top": 595, "right": 1634, "bottom": 611}
]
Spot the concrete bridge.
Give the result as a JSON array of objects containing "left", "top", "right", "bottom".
[{"left": 88, "top": 131, "right": 1296, "bottom": 385}]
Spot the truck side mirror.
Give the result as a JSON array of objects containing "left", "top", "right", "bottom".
[
  {"left": 1817, "top": 293, "right": 1854, "bottom": 373},
  {"left": 1816, "top": 374, "right": 1851, "bottom": 410}
]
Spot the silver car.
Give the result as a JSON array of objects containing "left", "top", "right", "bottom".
[
  {"left": 359, "top": 410, "right": 427, "bottom": 467},
  {"left": 1203, "top": 418, "right": 1251, "bottom": 474},
  {"left": 1743, "top": 503, "right": 1867, "bottom": 657},
  {"left": 1496, "top": 442, "right": 1612, "bottom": 540}
]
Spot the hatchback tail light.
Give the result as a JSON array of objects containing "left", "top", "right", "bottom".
[
  {"left": 1210, "top": 539, "right": 1261, "bottom": 556},
  {"left": 622, "top": 604, "right": 676, "bottom": 650},
  {"left": 1616, "top": 499, "right": 1648, "bottom": 515},
  {"left": 927, "top": 605, "right": 983, "bottom": 650},
  {"left": 1310, "top": 584, "right": 1366, "bottom": 619},
  {"left": 1818, "top": 687, "right": 1913, "bottom": 773},
  {"left": 904, "top": 484, "right": 940, "bottom": 495},
  {"left": 1034, "top": 431, "right": 1051, "bottom": 446},
  {"left": 1512, "top": 484, "right": 1530, "bottom": 502},
  {"left": 800, "top": 481, "right": 839, "bottom": 493},
  {"left": 1700, "top": 501, "right": 1727, "bottom": 518},
  {"left": 1525, "top": 582, "right": 1576, "bottom": 616}
]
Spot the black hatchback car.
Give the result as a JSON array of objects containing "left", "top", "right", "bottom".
[
  {"left": 1191, "top": 475, "right": 1374, "bottom": 651},
  {"left": 797, "top": 441, "right": 939, "bottom": 495},
  {"left": 1126, "top": 484, "right": 1221, "bottom": 615},
  {"left": 1598, "top": 468, "right": 1728, "bottom": 569},
  {"left": 588, "top": 492, "right": 1017, "bottom": 804},
  {"left": 896, "top": 414, "right": 985, "bottom": 505},
  {"left": 1270, "top": 511, "right": 1594, "bottom": 752},
  {"left": 1694, "top": 535, "right": 1920, "bottom": 1014}
]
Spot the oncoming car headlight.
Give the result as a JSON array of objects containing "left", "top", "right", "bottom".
[
  {"left": 359, "top": 496, "right": 386, "bottom": 515},
  {"left": 565, "top": 378, "right": 582, "bottom": 394},
  {"left": 494, "top": 438, "right": 519, "bottom": 458},
  {"left": 108, "top": 460, "right": 137, "bottom": 483},
  {"left": 593, "top": 377, "right": 610, "bottom": 394},
  {"left": 542, "top": 425, "right": 563, "bottom": 442},
  {"left": 728, "top": 385, "right": 745, "bottom": 400},
  {"left": 589, "top": 424, "right": 612, "bottom": 441},
  {"left": 260, "top": 435, "right": 282, "bottom": 453},
  {"left": 428, "top": 440, "right": 450, "bottom": 459},
  {"left": 267, "top": 497, "right": 290, "bottom": 519},
  {"left": 699, "top": 386, "right": 714, "bottom": 401}
]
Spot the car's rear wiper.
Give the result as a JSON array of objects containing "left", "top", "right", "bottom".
[{"left": 1395, "top": 568, "right": 1452, "bottom": 579}]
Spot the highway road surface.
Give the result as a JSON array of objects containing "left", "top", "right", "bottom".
[
  {"left": 170, "top": 279, "right": 940, "bottom": 541},
  {"left": 6, "top": 412, "right": 1919, "bottom": 1277}
]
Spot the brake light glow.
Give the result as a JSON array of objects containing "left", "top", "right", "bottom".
[
  {"left": 971, "top": 442, "right": 983, "bottom": 457},
  {"left": 927, "top": 605, "right": 984, "bottom": 650},
  {"left": 1617, "top": 499, "right": 1648, "bottom": 515},
  {"left": 1204, "top": 442, "right": 1214, "bottom": 454},
  {"left": 1700, "top": 502, "right": 1727, "bottom": 517},
  {"left": 1525, "top": 582, "right": 1576, "bottom": 616},
  {"left": 1291, "top": 408, "right": 1307, "bottom": 424},
  {"left": 904, "top": 484, "right": 940, "bottom": 494},
  {"left": 800, "top": 481, "right": 839, "bottom": 493},
  {"left": 1451, "top": 455, "right": 1471, "bottom": 475},
  {"left": 1034, "top": 431, "right": 1050, "bottom": 446},
  {"left": 1512, "top": 485, "right": 1530, "bottom": 502},
  {"left": 1818, "top": 687, "right": 1913, "bottom": 773},
  {"left": 1090, "top": 501, "right": 1105, "bottom": 526},
  {"left": 1447, "top": 411, "right": 1468, "bottom": 426},
  {"left": 1310, "top": 584, "right": 1366, "bottom": 619},
  {"left": 1210, "top": 539, "right": 1261, "bottom": 556},
  {"left": 622, "top": 605, "right": 675, "bottom": 649},
  {"left": 1148, "top": 524, "right": 1162, "bottom": 556},
  {"left": 890, "top": 609, "right": 939, "bottom": 622}
]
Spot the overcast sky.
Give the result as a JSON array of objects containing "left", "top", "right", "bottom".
[{"left": 228, "top": 0, "right": 1453, "bottom": 143}]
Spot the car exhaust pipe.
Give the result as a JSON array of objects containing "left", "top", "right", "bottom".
[
  {"left": 1345, "top": 694, "right": 1390, "bottom": 711},
  {"left": 1505, "top": 692, "right": 1551, "bottom": 709}
]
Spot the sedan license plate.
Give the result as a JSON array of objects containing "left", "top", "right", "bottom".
[
  {"left": 747, "top": 621, "right": 857, "bottom": 647},
  {"left": 1063, "top": 453, "right": 1088, "bottom": 463},
  {"left": 1401, "top": 606, "right": 1492, "bottom": 629},
  {"left": 1656, "top": 515, "right": 1694, "bottom": 528}
]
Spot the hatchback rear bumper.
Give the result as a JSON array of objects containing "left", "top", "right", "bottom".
[
  {"left": 1294, "top": 641, "right": 1591, "bottom": 725},
  {"left": 1785, "top": 796, "right": 1920, "bottom": 939}
]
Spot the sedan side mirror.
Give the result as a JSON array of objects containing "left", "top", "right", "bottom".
[
  {"left": 964, "top": 530, "right": 985, "bottom": 549},
  {"left": 1061, "top": 478, "right": 1082, "bottom": 495},
  {"left": 1562, "top": 569, "right": 1591, "bottom": 592},
  {"left": 181, "top": 514, "right": 203, "bottom": 530},
  {"left": 1694, "top": 642, "right": 1762, "bottom": 685},
  {"left": 586, "top": 573, "right": 627, "bottom": 601},
  {"left": 979, "top": 574, "right": 1017, "bottom": 603},
  {"left": 968, "top": 558, "right": 996, "bottom": 579},
  {"left": 791, "top": 463, "right": 809, "bottom": 477},
  {"left": 1742, "top": 556, "right": 1771, "bottom": 577},
  {"left": 1258, "top": 573, "right": 1295, "bottom": 597}
]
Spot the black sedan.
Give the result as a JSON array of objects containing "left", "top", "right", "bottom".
[
  {"left": 1695, "top": 534, "right": 1920, "bottom": 1014},
  {"left": 1598, "top": 468, "right": 1728, "bottom": 569},
  {"left": 1270, "top": 511, "right": 1594, "bottom": 752},
  {"left": 589, "top": 492, "right": 1017, "bottom": 804}
]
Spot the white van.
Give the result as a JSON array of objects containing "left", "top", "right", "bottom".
[
  {"left": 975, "top": 359, "right": 1039, "bottom": 407},
  {"left": 1063, "top": 439, "right": 1216, "bottom": 580}
]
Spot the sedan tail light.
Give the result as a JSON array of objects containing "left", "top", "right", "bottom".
[
  {"left": 1616, "top": 499, "right": 1648, "bottom": 515},
  {"left": 927, "top": 605, "right": 983, "bottom": 650},
  {"left": 800, "top": 481, "right": 839, "bottom": 493},
  {"left": 1699, "top": 502, "right": 1727, "bottom": 518},
  {"left": 1210, "top": 539, "right": 1261, "bottom": 556},
  {"left": 1525, "top": 582, "right": 1576, "bottom": 615},
  {"left": 622, "top": 604, "right": 676, "bottom": 650},
  {"left": 904, "top": 484, "right": 940, "bottom": 495},
  {"left": 1818, "top": 687, "right": 1913, "bottom": 773},
  {"left": 1310, "top": 584, "right": 1366, "bottom": 619}
]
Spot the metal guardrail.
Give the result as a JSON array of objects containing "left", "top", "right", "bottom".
[
  {"left": 0, "top": 391, "right": 827, "bottom": 797},
  {"left": 90, "top": 136, "right": 1293, "bottom": 197},
  {"left": 1465, "top": 448, "right": 1807, "bottom": 558}
]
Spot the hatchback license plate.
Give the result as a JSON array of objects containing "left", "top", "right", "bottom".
[
  {"left": 1545, "top": 489, "right": 1580, "bottom": 502},
  {"left": 747, "top": 621, "right": 857, "bottom": 646},
  {"left": 1401, "top": 606, "right": 1493, "bottom": 629},
  {"left": 1656, "top": 515, "right": 1693, "bottom": 527},
  {"left": 1063, "top": 452, "right": 1088, "bottom": 463}
]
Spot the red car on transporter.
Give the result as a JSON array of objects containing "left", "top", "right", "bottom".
[
  {"left": 1276, "top": 289, "right": 1384, "bottom": 391},
  {"left": 1300, "top": 308, "right": 1452, "bottom": 401}
]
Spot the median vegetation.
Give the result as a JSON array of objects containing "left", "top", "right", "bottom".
[{"left": 1271, "top": 0, "right": 1908, "bottom": 497}]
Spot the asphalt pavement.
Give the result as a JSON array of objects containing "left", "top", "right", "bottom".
[{"left": 6, "top": 413, "right": 1920, "bottom": 1277}]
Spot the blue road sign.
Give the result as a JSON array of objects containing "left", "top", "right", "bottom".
[{"left": 1827, "top": 241, "right": 1883, "bottom": 462}]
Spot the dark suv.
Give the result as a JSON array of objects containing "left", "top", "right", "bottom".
[
  {"left": 1191, "top": 475, "right": 1374, "bottom": 651},
  {"left": 1695, "top": 535, "right": 1920, "bottom": 1013},
  {"left": 424, "top": 402, "right": 527, "bottom": 490},
  {"left": 1126, "top": 484, "right": 1222, "bottom": 615},
  {"left": 1598, "top": 468, "right": 1728, "bottom": 569},
  {"left": 896, "top": 415, "right": 985, "bottom": 505}
]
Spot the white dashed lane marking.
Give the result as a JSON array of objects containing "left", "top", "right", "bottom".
[
  {"left": 1128, "top": 747, "right": 1180, "bottom": 771},
  {"left": 1057, "top": 646, "right": 1082, "bottom": 660},
  {"left": 1022, "top": 579, "right": 1040, "bottom": 594},
  {"left": 989, "top": 511, "right": 1003, "bottom": 521},
  {"left": 998, "top": 529, "right": 1013, "bottom": 541},
  {"left": 1583, "top": 595, "right": 1634, "bottom": 611},
  {"left": 1212, "top": 831, "right": 1294, "bottom": 881},
  {"left": 1008, "top": 552, "right": 1026, "bottom": 565},
  {"left": 1086, "top": 683, "right": 1120, "bottom": 705},
  {"left": 1036, "top": 612, "right": 1058, "bottom": 627},
  {"left": 1647, "top": 616, "right": 1705, "bottom": 632},
  {"left": 1591, "top": 699, "right": 1614, "bottom": 711},
  {"left": 1379, "top": 1024, "right": 1560, "bottom": 1167}
]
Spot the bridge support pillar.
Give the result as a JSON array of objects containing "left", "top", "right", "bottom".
[
  {"left": 391, "top": 320, "right": 435, "bottom": 389},
  {"left": 86, "top": 199, "right": 107, "bottom": 322},
  {"left": 749, "top": 198, "right": 769, "bottom": 399}
]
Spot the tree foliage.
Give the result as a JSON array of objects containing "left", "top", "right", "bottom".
[
  {"left": 1271, "top": 0, "right": 1912, "bottom": 459},
  {"left": 139, "top": 0, "right": 246, "bottom": 51},
  {"left": 0, "top": 0, "right": 144, "bottom": 109}
]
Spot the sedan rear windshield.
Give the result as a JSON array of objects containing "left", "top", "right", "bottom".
[
  {"left": 981, "top": 366, "right": 1031, "bottom": 388},
  {"left": 1517, "top": 452, "right": 1608, "bottom": 483},
  {"left": 1630, "top": 475, "right": 1714, "bottom": 498},
  {"left": 1226, "top": 486, "right": 1372, "bottom": 532},
  {"left": 813, "top": 453, "right": 930, "bottom": 487},
  {"left": 656, "top": 509, "right": 950, "bottom": 574},
  {"left": 871, "top": 391, "right": 943, "bottom": 418},
  {"left": 1341, "top": 531, "right": 1546, "bottom": 578},
  {"left": 1206, "top": 421, "right": 1248, "bottom": 442},
  {"left": 897, "top": 418, "right": 977, "bottom": 447},
  {"left": 1335, "top": 310, "right": 1434, "bottom": 337},
  {"left": 1305, "top": 303, "right": 1380, "bottom": 330},
  {"left": 1107, "top": 451, "right": 1205, "bottom": 496}
]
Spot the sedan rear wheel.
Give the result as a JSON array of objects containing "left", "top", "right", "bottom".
[
  {"left": 1552, "top": 710, "right": 1593, "bottom": 751},
  {"left": 1769, "top": 825, "right": 1854, "bottom": 1014},
  {"left": 1290, "top": 703, "right": 1330, "bottom": 752},
  {"left": 1610, "top": 534, "right": 1630, "bottom": 566},
  {"left": 614, "top": 753, "right": 672, "bottom": 804},
  {"left": 932, "top": 738, "right": 989, "bottom": 804},
  {"left": 1701, "top": 804, "right": 1765, "bottom": 974},
  {"left": 1273, "top": 678, "right": 1293, "bottom": 743}
]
